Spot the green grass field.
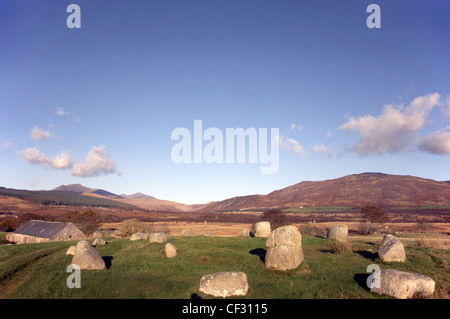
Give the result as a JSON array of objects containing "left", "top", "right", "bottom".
[
  {"left": 420, "top": 205, "right": 450, "bottom": 209},
  {"left": 0, "top": 232, "right": 448, "bottom": 299}
]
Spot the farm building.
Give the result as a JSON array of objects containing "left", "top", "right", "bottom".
[{"left": 6, "top": 220, "right": 85, "bottom": 244}]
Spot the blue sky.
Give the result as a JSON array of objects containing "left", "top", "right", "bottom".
[{"left": 1, "top": 0, "right": 450, "bottom": 204}]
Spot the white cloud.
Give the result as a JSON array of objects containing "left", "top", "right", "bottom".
[
  {"left": 30, "top": 126, "right": 53, "bottom": 140},
  {"left": 290, "top": 123, "right": 303, "bottom": 133},
  {"left": 0, "top": 141, "right": 12, "bottom": 151},
  {"left": 18, "top": 145, "right": 119, "bottom": 177},
  {"left": 276, "top": 135, "right": 304, "bottom": 156},
  {"left": 55, "top": 107, "right": 68, "bottom": 116},
  {"left": 419, "top": 129, "right": 450, "bottom": 155},
  {"left": 338, "top": 93, "right": 441, "bottom": 156},
  {"left": 326, "top": 129, "right": 336, "bottom": 138},
  {"left": 52, "top": 152, "right": 74, "bottom": 169},
  {"left": 55, "top": 107, "right": 80, "bottom": 122},
  {"left": 19, "top": 148, "right": 73, "bottom": 169},
  {"left": 313, "top": 143, "right": 332, "bottom": 158},
  {"left": 71, "top": 146, "right": 120, "bottom": 177}
]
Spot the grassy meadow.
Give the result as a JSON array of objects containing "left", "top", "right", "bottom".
[{"left": 0, "top": 232, "right": 448, "bottom": 299}]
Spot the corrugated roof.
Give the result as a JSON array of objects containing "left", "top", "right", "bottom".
[{"left": 14, "top": 220, "right": 68, "bottom": 238}]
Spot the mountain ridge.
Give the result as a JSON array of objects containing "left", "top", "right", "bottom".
[
  {"left": 121, "top": 192, "right": 156, "bottom": 200},
  {"left": 14, "top": 172, "right": 450, "bottom": 212},
  {"left": 52, "top": 184, "right": 93, "bottom": 193},
  {"left": 52, "top": 183, "right": 189, "bottom": 212},
  {"left": 195, "top": 172, "right": 450, "bottom": 212},
  {"left": 53, "top": 184, "right": 154, "bottom": 200}
]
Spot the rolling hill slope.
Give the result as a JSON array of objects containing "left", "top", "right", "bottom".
[
  {"left": 0, "top": 187, "right": 137, "bottom": 209},
  {"left": 3, "top": 172, "right": 450, "bottom": 213},
  {"left": 54, "top": 184, "right": 190, "bottom": 212},
  {"left": 196, "top": 173, "right": 450, "bottom": 212}
]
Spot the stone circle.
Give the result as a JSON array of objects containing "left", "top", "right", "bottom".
[
  {"left": 265, "top": 225, "right": 304, "bottom": 271},
  {"left": 165, "top": 243, "right": 177, "bottom": 258},
  {"left": 254, "top": 221, "right": 271, "bottom": 237},
  {"left": 199, "top": 271, "right": 249, "bottom": 298},
  {"left": 149, "top": 232, "right": 167, "bottom": 243},
  {"left": 71, "top": 240, "right": 105, "bottom": 270},
  {"left": 370, "top": 269, "right": 435, "bottom": 299},
  {"left": 378, "top": 234, "right": 406, "bottom": 262},
  {"left": 327, "top": 225, "right": 348, "bottom": 242},
  {"left": 130, "top": 232, "right": 148, "bottom": 241}
]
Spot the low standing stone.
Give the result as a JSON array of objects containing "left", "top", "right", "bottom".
[
  {"left": 199, "top": 272, "right": 249, "bottom": 298},
  {"left": 165, "top": 243, "right": 177, "bottom": 258},
  {"left": 265, "top": 225, "right": 304, "bottom": 271},
  {"left": 130, "top": 232, "right": 148, "bottom": 241},
  {"left": 370, "top": 269, "right": 435, "bottom": 299},
  {"left": 92, "top": 231, "right": 103, "bottom": 238},
  {"left": 327, "top": 225, "right": 348, "bottom": 242},
  {"left": 181, "top": 229, "right": 194, "bottom": 237},
  {"left": 254, "top": 221, "right": 271, "bottom": 237},
  {"left": 71, "top": 240, "right": 105, "bottom": 270},
  {"left": 149, "top": 232, "right": 167, "bottom": 243},
  {"left": 66, "top": 245, "right": 76, "bottom": 255},
  {"left": 93, "top": 238, "right": 106, "bottom": 246},
  {"left": 240, "top": 229, "right": 251, "bottom": 237},
  {"left": 378, "top": 234, "right": 406, "bottom": 262}
]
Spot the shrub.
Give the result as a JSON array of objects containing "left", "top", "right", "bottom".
[
  {"left": 0, "top": 218, "right": 18, "bottom": 232},
  {"left": 261, "top": 209, "right": 290, "bottom": 229},
  {"left": 0, "top": 213, "right": 43, "bottom": 232},
  {"left": 42, "top": 215, "right": 55, "bottom": 221},
  {"left": 359, "top": 205, "right": 389, "bottom": 235},
  {"left": 119, "top": 218, "right": 150, "bottom": 237},
  {"left": 357, "top": 221, "right": 378, "bottom": 235},
  {"left": 299, "top": 222, "right": 326, "bottom": 237},
  {"left": 360, "top": 205, "right": 390, "bottom": 224},
  {"left": 330, "top": 240, "right": 353, "bottom": 254},
  {"left": 62, "top": 210, "right": 102, "bottom": 235}
]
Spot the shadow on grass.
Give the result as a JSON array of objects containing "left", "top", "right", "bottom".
[
  {"left": 249, "top": 248, "right": 266, "bottom": 263},
  {"left": 354, "top": 273, "right": 371, "bottom": 291},
  {"left": 355, "top": 250, "right": 378, "bottom": 261},
  {"left": 102, "top": 256, "right": 114, "bottom": 269}
]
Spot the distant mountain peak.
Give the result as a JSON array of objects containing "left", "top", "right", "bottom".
[
  {"left": 123, "top": 192, "right": 155, "bottom": 199},
  {"left": 359, "top": 172, "right": 385, "bottom": 175},
  {"left": 53, "top": 184, "right": 155, "bottom": 200},
  {"left": 53, "top": 184, "right": 93, "bottom": 193}
]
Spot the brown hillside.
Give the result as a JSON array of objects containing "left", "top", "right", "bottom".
[
  {"left": 196, "top": 173, "right": 450, "bottom": 212},
  {"left": 115, "top": 198, "right": 194, "bottom": 212},
  {"left": 79, "top": 192, "right": 192, "bottom": 212}
]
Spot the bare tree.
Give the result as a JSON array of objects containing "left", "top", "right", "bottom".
[
  {"left": 358, "top": 205, "right": 390, "bottom": 235},
  {"left": 261, "top": 209, "right": 290, "bottom": 229}
]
